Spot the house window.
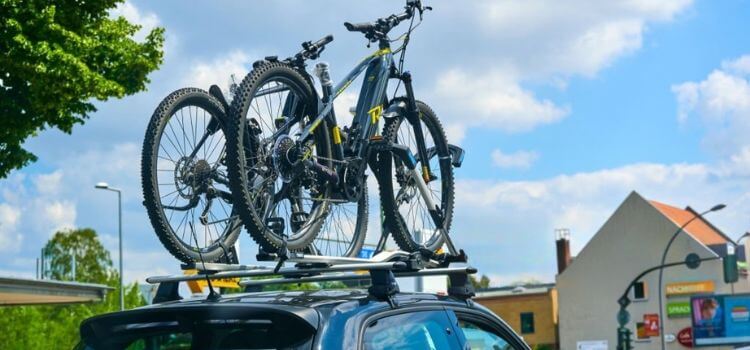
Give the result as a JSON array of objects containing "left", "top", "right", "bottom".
[
  {"left": 633, "top": 281, "right": 648, "bottom": 301},
  {"left": 520, "top": 312, "right": 535, "bottom": 334}
]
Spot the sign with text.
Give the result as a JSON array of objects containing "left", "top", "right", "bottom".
[
  {"left": 668, "top": 301, "right": 692, "bottom": 318},
  {"left": 677, "top": 327, "right": 693, "bottom": 348},
  {"left": 692, "top": 293, "right": 750, "bottom": 346},
  {"left": 576, "top": 340, "right": 607, "bottom": 350},
  {"left": 644, "top": 313, "right": 660, "bottom": 337},
  {"left": 666, "top": 280, "right": 714, "bottom": 297}
]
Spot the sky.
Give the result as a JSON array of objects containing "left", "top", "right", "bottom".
[{"left": 1, "top": 0, "right": 750, "bottom": 287}]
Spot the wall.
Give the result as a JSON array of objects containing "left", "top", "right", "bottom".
[{"left": 475, "top": 289, "right": 558, "bottom": 347}]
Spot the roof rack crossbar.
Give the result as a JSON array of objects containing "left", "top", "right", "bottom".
[
  {"left": 237, "top": 267, "right": 476, "bottom": 288},
  {"left": 145, "top": 261, "right": 407, "bottom": 284}
]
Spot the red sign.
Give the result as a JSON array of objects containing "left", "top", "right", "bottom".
[
  {"left": 643, "top": 314, "right": 660, "bottom": 337},
  {"left": 677, "top": 327, "right": 693, "bottom": 347}
]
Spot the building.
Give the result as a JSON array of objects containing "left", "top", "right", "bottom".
[
  {"left": 475, "top": 283, "right": 559, "bottom": 349},
  {"left": 0, "top": 276, "right": 111, "bottom": 305},
  {"left": 557, "top": 191, "right": 749, "bottom": 350}
]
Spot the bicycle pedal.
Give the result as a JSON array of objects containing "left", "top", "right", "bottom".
[
  {"left": 266, "top": 217, "right": 285, "bottom": 235},
  {"left": 290, "top": 211, "right": 308, "bottom": 232}
]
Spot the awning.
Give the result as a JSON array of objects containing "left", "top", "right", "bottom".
[{"left": 0, "top": 276, "right": 112, "bottom": 306}]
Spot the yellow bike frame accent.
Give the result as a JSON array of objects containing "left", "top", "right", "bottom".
[
  {"left": 332, "top": 126, "right": 342, "bottom": 144},
  {"left": 368, "top": 105, "right": 383, "bottom": 124}
]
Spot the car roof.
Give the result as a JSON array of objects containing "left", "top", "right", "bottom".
[{"left": 146, "top": 288, "right": 468, "bottom": 310}]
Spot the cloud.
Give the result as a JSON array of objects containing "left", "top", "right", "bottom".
[
  {"left": 0, "top": 204, "right": 22, "bottom": 252},
  {"left": 183, "top": 51, "right": 253, "bottom": 94},
  {"left": 33, "top": 171, "right": 62, "bottom": 196},
  {"left": 474, "top": 0, "right": 693, "bottom": 77},
  {"left": 110, "top": 1, "right": 160, "bottom": 41},
  {"left": 672, "top": 54, "right": 750, "bottom": 156},
  {"left": 433, "top": 69, "right": 569, "bottom": 142},
  {"left": 491, "top": 149, "right": 540, "bottom": 169},
  {"left": 42, "top": 200, "right": 76, "bottom": 234}
]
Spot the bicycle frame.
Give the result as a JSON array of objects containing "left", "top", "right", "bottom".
[{"left": 270, "top": 47, "right": 394, "bottom": 161}]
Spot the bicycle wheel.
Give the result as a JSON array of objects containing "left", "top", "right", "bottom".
[
  {"left": 142, "top": 88, "right": 241, "bottom": 263},
  {"left": 311, "top": 181, "right": 368, "bottom": 257},
  {"left": 226, "top": 61, "right": 334, "bottom": 252},
  {"left": 381, "top": 100, "right": 454, "bottom": 252}
]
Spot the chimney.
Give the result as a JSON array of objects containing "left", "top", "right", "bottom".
[{"left": 555, "top": 228, "right": 572, "bottom": 274}]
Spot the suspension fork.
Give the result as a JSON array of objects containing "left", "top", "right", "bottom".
[{"left": 400, "top": 71, "right": 432, "bottom": 182}]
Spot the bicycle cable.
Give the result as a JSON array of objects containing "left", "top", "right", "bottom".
[{"left": 391, "top": 14, "right": 419, "bottom": 99}]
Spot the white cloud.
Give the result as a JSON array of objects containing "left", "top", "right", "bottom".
[
  {"left": 33, "top": 171, "right": 62, "bottom": 196},
  {"left": 475, "top": 0, "right": 692, "bottom": 77},
  {"left": 491, "top": 149, "right": 539, "bottom": 169},
  {"left": 184, "top": 51, "right": 253, "bottom": 94},
  {"left": 0, "top": 204, "right": 22, "bottom": 252},
  {"left": 110, "top": 1, "right": 160, "bottom": 41},
  {"left": 721, "top": 54, "right": 750, "bottom": 76},
  {"left": 433, "top": 69, "right": 569, "bottom": 142},
  {"left": 42, "top": 200, "right": 76, "bottom": 235},
  {"left": 672, "top": 54, "right": 750, "bottom": 156}
]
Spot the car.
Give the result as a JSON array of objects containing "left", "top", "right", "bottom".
[{"left": 76, "top": 287, "right": 529, "bottom": 349}]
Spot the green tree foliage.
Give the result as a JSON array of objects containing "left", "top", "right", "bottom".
[
  {"left": 469, "top": 274, "right": 491, "bottom": 289},
  {"left": 0, "top": 0, "right": 165, "bottom": 178},
  {"left": 0, "top": 228, "right": 146, "bottom": 349}
]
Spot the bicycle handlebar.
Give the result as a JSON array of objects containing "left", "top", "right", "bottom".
[
  {"left": 297, "top": 34, "right": 334, "bottom": 61},
  {"left": 344, "top": 1, "right": 430, "bottom": 41}
]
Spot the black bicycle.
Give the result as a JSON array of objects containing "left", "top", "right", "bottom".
[{"left": 225, "top": 0, "right": 463, "bottom": 257}]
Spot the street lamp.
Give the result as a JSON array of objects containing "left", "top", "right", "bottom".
[
  {"left": 95, "top": 182, "right": 124, "bottom": 311},
  {"left": 657, "top": 203, "right": 725, "bottom": 350}
]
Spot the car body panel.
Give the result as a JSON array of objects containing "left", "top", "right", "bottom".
[{"left": 78, "top": 289, "right": 529, "bottom": 350}]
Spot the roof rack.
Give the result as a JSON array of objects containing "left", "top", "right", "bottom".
[{"left": 145, "top": 250, "right": 475, "bottom": 306}]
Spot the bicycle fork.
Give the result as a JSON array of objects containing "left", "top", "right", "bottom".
[{"left": 388, "top": 143, "right": 458, "bottom": 255}]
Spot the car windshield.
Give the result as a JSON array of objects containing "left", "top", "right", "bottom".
[{"left": 77, "top": 310, "right": 315, "bottom": 350}]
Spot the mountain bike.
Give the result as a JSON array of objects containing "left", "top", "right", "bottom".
[
  {"left": 142, "top": 87, "right": 241, "bottom": 263},
  {"left": 225, "top": 0, "right": 463, "bottom": 258}
]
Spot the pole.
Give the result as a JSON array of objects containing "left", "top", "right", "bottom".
[
  {"left": 657, "top": 205, "right": 724, "bottom": 350},
  {"left": 118, "top": 190, "right": 123, "bottom": 311}
]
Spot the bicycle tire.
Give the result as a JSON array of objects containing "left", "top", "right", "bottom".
[
  {"left": 226, "top": 61, "right": 333, "bottom": 252},
  {"left": 142, "top": 88, "right": 241, "bottom": 263},
  {"left": 381, "top": 100, "right": 455, "bottom": 252}
]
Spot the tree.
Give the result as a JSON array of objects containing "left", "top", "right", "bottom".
[
  {"left": 42, "top": 227, "right": 114, "bottom": 283},
  {"left": 469, "top": 274, "right": 491, "bottom": 289},
  {"left": 0, "top": 228, "right": 146, "bottom": 349},
  {"left": 0, "top": 0, "right": 165, "bottom": 178}
]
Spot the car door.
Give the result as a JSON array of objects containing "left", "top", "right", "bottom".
[
  {"left": 359, "top": 308, "right": 463, "bottom": 350},
  {"left": 447, "top": 308, "right": 531, "bottom": 350}
]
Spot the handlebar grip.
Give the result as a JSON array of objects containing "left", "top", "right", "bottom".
[
  {"left": 344, "top": 21, "right": 374, "bottom": 32},
  {"left": 313, "top": 34, "right": 334, "bottom": 47}
]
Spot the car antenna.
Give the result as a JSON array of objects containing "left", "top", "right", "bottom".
[{"left": 189, "top": 222, "right": 221, "bottom": 301}]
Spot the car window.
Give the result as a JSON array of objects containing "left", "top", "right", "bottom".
[
  {"left": 79, "top": 316, "right": 314, "bottom": 350},
  {"left": 362, "top": 310, "right": 461, "bottom": 350},
  {"left": 457, "top": 319, "right": 519, "bottom": 350}
]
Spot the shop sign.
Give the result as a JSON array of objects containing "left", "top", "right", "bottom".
[
  {"left": 667, "top": 301, "right": 692, "bottom": 318},
  {"left": 643, "top": 314, "right": 660, "bottom": 337},
  {"left": 677, "top": 327, "right": 693, "bottom": 347},
  {"left": 666, "top": 280, "right": 714, "bottom": 296}
]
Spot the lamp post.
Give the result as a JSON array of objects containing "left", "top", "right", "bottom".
[
  {"left": 657, "top": 203, "right": 725, "bottom": 350},
  {"left": 95, "top": 182, "right": 124, "bottom": 311}
]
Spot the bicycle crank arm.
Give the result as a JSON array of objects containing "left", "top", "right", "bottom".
[{"left": 302, "top": 159, "right": 339, "bottom": 185}]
